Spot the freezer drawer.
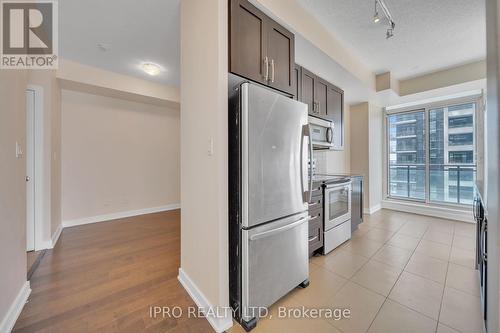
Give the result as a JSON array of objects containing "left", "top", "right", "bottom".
[
  {"left": 323, "top": 220, "right": 351, "bottom": 254},
  {"left": 241, "top": 213, "right": 309, "bottom": 321}
]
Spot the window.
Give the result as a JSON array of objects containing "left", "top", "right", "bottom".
[
  {"left": 387, "top": 110, "right": 426, "bottom": 200},
  {"left": 386, "top": 101, "right": 477, "bottom": 206},
  {"left": 448, "top": 115, "right": 473, "bottom": 128},
  {"left": 449, "top": 151, "right": 474, "bottom": 164},
  {"left": 448, "top": 133, "right": 473, "bottom": 146}
]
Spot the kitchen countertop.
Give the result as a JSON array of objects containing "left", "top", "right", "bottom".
[{"left": 318, "top": 173, "right": 364, "bottom": 178}]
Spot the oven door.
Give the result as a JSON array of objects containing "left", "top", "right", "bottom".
[{"left": 324, "top": 182, "right": 351, "bottom": 230}]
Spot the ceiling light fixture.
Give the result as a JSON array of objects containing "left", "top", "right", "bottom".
[
  {"left": 373, "top": 0, "right": 396, "bottom": 39},
  {"left": 97, "top": 43, "right": 111, "bottom": 52},
  {"left": 373, "top": 1, "right": 380, "bottom": 23},
  {"left": 141, "top": 62, "right": 162, "bottom": 76}
]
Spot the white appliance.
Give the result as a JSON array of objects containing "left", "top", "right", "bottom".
[{"left": 323, "top": 180, "right": 352, "bottom": 254}]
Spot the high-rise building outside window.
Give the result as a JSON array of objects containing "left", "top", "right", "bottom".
[{"left": 386, "top": 100, "right": 477, "bottom": 206}]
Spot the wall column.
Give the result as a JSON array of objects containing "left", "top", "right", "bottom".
[{"left": 178, "top": 0, "right": 231, "bottom": 332}]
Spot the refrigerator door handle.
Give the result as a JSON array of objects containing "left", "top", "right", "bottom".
[
  {"left": 301, "top": 124, "right": 310, "bottom": 203},
  {"left": 249, "top": 217, "right": 309, "bottom": 241},
  {"left": 307, "top": 125, "right": 313, "bottom": 202}
]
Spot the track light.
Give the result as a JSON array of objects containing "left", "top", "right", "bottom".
[
  {"left": 373, "top": 0, "right": 396, "bottom": 39},
  {"left": 373, "top": 0, "right": 380, "bottom": 23}
]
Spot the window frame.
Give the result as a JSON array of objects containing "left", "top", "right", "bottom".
[{"left": 383, "top": 94, "right": 482, "bottom": 208}]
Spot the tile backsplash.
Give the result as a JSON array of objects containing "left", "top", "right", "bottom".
[{"left": 313, "top": 150, "right": 349, "bottom": 174}]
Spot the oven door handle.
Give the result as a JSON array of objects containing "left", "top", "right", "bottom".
[{"left": 325, "top": 181, "right": 351, "bottom": 189}]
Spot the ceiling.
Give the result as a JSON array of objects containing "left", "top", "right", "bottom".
[
  {"left": 297, "top": 0, "right": 486, "bottom": 80},
  {"left": 59, "top": 0, "right": 180, "bottom": 86},
  {"left": 59, "top": 0, "right": 486, "bottom": 90}
]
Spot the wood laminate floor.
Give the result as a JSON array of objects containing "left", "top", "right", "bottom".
[
  {"left": 27, "top": 250, "right": 45, "bottom": 280},
  {"left": 14, "top": 210, "right": 213, "bottom": 333}
]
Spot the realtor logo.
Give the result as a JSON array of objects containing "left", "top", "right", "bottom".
[{"left": 1, "top": 0, "right": 58, "bottom": 69}]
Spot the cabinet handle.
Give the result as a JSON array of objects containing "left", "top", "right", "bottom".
[
  {"left": 313, "top": 102, "right": 319, "bottom": 114},
  {"left": 308, "top": 214, "right": 320, "bottom": 223},
  {"left": 270, "top": 59, "right": 275, "bottom": 83},
  {"left": 263, "top": 57, "right": 269, "bottom": 81},
  {"left": 309, "top": 201, "right": 321, "bottom": 209}
]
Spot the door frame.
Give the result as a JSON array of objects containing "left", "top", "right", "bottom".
[{"left": 26, "top": 84, "right": 47, "bottom": 251}]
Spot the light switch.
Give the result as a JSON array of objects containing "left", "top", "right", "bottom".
[
  {"left": 208, "top": 138, "right": 214, "bottom": 156},
  {"left": 15, "top": 142, "right": 23, "bottom": 158}
]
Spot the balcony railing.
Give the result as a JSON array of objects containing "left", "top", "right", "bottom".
[
  {"left": 388, "top": 164, "right": 477, "bottom": 204},
  {"left": 429, "top": 164, "right": 476, "bottom": 204},
  {"left": 388, "top": 164, "right": 425, "bottom": 200}
]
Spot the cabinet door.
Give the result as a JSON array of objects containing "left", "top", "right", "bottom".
[
  {"left": 315, "top": 78, "right": 329, "bottom": 118},
  {"left": 300, "top": 68, "right": 315, "bottom": 115},
  {"left": 229, "top": 0, "right": 267, "bottom": 84},
  {"left": 292, "top": 64, "right": 301, "bottom": 100},
  {"left": 266, "top": 20, "right": 295, "bottom": 95},
  {"left": 327, "top": 84, "right": 344, "bottom": 150},
  {"left": 308, "top": 208, "right": 323, "bottom": 256}
]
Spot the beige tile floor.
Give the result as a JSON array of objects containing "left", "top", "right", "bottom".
[{"left": 228, "top": 209, "right": 484, "bottom": 333}]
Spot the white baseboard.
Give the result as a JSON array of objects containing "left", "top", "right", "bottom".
[
  {"left": 381, "top": 199, "right": 474, "bottom": 223},
  {"left": 51, "top": 223, "right": 63, "bottom": 248},
  {"left": 364, "top": 204, "right": 381, "bottom": 215},
  {"left": 178, "top": 268, "right": 233, "bottom": 333},
  {"left": 62, "top": 203, "right": 181, "bottom": 228},
  {"left": 0, "top": 281, "right": 31, "bottom": 333},
  {"left": 36, "top": 240, "right": 53, "bottom": 251}
]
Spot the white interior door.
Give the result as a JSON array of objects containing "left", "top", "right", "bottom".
[{"left": 26, "top": 89, "right": 35, "bottom": 251}]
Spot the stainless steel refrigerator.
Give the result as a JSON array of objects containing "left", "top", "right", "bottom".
[{"left": 229, "top": 80, "right": 311, "bottom": 331}]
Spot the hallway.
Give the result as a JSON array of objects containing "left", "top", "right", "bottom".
[{"left": 13, "top": 210, "right": 212, "bottom": 333}]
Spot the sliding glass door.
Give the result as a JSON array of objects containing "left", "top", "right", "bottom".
[{"left": 386, "top": 101, "right": 477, "bottom": 206}]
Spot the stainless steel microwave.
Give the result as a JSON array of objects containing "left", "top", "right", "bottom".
[{"left": 309, "top": 116, "right": 334, "bottom": 149}]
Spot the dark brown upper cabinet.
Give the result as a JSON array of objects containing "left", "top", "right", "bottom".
[
  {"left": 300, "top": 67, "right": 315, "bottom": 113},
  {"left": 327, "top": 84, "right": 344, "bottom": 150},
  {"left": 298, "top": 65, "right": 344, "bottom": 150},
  {"left": 315, "top": 77, "right": 329, "bottom": 118},
  {"left": 229, "top": 0, "right": 295, "bottom": 95}
]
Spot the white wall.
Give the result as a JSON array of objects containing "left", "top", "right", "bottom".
[
  {"left": 179, "top": 0, "right": 230, "bottom": 332},
  {"left": 28, "top": 70, "right": 62, "bottom": 246},
  {"left": 349, "top": 103, "right": 371, "bottom": 209},
  {"left": 0, "top": 70, "right": 29, "bottom": 331},
  {"left": 368, "top": 104, "right": 383, "bottom": 210},
  {"left": 61, "top": 90, "right": 180, "bottom": 223},
  {"left": 349, "top": 102, "right": 383, "bottom": 212}
]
